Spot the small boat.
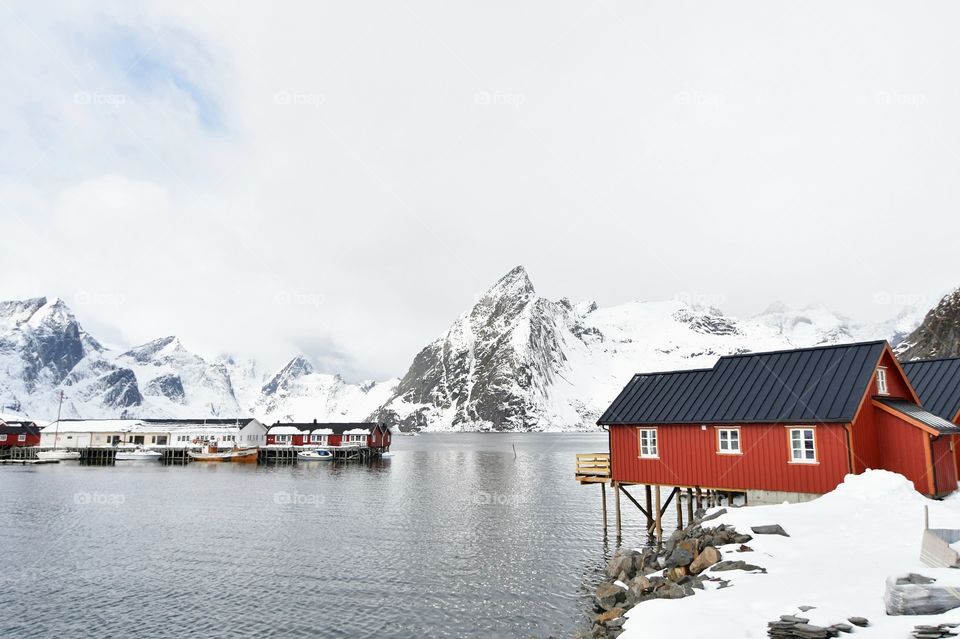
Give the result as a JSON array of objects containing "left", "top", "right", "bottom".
[
  {"left": 37, "top": 449, "right": 81, "bottom": 461},
  {"left": 38, "top": 392, "right": 79, "bottom": 460},
  {"left": 115, "top": 448, "right": 162, "bottom": 461},
  {"left": 297, "top": 449, "right": 334, "bottom": 461},
  {"left": 188, "top": 444, "right": 258, "bottom": 463},
  {"left": 381, "top": 451, "right": 395, "bottom": 459}
]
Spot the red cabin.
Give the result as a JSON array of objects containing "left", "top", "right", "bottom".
[
  {"left": 266, "top": 421, "right": 391, "bottom": 450},
  {"left": 903, "top": 357, "right": 960, "bottom": 485},
  {"left": 598, "top": 341, "right": 960, "bottom": 502},
  {"left": 0, "top": 420, "right": 41, "bottom": 448}
]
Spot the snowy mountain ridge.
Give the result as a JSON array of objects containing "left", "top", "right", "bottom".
[
  {"left": 372, "top": 266, "right": 919, "bottom": 432},
  {"left": 0, "top": 271, "right": 926, "bottom": 430},
  {"left": 0, "top": 297, "right": 397, "bottom": 423}
]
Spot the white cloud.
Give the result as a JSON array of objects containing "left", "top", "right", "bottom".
[{"left": 2, "top": 0, "right": 959, "bottom": 380}]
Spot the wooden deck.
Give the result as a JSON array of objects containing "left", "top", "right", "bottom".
[{"left": 575, "top": 452, "right": 611, "bottom": 483}]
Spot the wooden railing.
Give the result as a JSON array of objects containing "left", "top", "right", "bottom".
[{"left": 576, "top": 452, "right": 611, "bottom": 482}]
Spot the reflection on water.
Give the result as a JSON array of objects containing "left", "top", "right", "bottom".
[{"left": 0, "top": 433, "right": 667, "bottom": 638}]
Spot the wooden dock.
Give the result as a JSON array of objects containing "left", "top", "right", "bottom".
[
  {"left": 259, "top": 445, "right": 385, "bottom": 464},
  {"left": 576, "top": 451, "right": 738, "bottom": 547},
  {"left": 0, "top": 445, "right": 389, "bottom": 467}
]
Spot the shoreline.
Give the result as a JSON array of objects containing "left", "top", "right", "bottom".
[{"left": 582, "top": 470, "right": 960, "bottom": 639}]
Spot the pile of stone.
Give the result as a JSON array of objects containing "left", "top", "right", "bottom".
[
  {"left": 766, "top": 614, "right": 865, "bottom": 638},
  {"left": 585, "top": 509, "right": 770, "bottom": 639},
  {"left": 912, "top": 623, "right": 960, "bottom": 638}
]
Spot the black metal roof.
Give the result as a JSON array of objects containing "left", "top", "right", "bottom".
[
  {"left": 874, "top": 398, "right": 960, "bottom": 435},
  {"left": 0, "top": 421, "right": 40, "bottom": 436},
  {"left": 901, "top": 357, "right": 960, "bottom": 422},
  {"left": 598, "top": 340, "right": 887, "bottom": 425}
]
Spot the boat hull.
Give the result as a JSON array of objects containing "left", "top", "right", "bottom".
[
  {"left": 297, "top": 450, "right": 334, "bottom": 461},
  {"left": 37, "top": 450, "right": 80, "bottom": 461},
  {"left": 188, "top": 447, "right": 259, "bottom": 463},
  {"left": 116, "top": 451, "right": 162, "bottom": 461}
]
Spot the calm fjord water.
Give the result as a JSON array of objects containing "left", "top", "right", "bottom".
[{"left": 1, "top": 433, "right": 659, "bottom": 639}]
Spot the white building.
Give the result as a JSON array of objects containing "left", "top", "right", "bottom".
[
  {"left": 39, "top": 418, "right": 267, "bottom": 449},
  {"left": 145, "top": 418, "right": 267, "bottom": 449}
]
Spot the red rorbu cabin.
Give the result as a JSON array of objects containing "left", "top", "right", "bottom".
[
  {"left": 903, "top": 357, "right": 960, "bottom": 486},
  {"left": 266, "top": 421, "right": 392, "bottom": 451},
  {"left": 0, "top": 420, "right": 41, "bottom": 448},
  {"left": 597, "top": 340, "right": 960, "bottom": 503}
]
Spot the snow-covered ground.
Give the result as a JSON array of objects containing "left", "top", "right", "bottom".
[{"left": 621, "top": 470, "right": 960, "bottom": 638}]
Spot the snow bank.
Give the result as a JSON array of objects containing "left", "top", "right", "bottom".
[{"left": 620, "top": 470, "right": 960, "bottom": 638}]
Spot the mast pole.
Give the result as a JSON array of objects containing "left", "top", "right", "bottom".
[{"left": 53, "top": 390, "right": 64, "bottom": 449}]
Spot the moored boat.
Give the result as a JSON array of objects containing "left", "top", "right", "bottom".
[
  {"left": 39, "top": 391, "right": 78, "bottom": 460},
  {"left": 116, "top": 448, "right": 162, "bottom": 461},
  {"left": 37, "top": 449, "right": 81, "bottom": 461},
  {"left": 188, "top": 445, "right": 258, "bottom": 463},
  {"left": 297, "top": 448, "right": 333, "bottom": 461}
]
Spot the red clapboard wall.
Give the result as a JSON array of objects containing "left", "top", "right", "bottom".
[{"left": 609, "top": 422, "right": 850, "bottom": 494}]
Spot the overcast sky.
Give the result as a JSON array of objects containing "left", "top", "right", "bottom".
[{"left": 2, "top": 1, "right": 958, "bottom": 381}]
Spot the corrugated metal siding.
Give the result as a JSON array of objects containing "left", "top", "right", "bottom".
[
  {"left": 599, "top": 341, "right": 886, "bottom": 425},
  {"left": 903, "top": 358, "right": 960, "bottom": 421},
  {"left": 609, "top": 423, "right": 850, "bottom": 494},
  {"left": 931, "top": 437, "right": 958, "bottom": 495}
]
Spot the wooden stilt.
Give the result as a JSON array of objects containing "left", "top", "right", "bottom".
[
  {"left": 600, "top": 482, "right": 608, "bottom": 536},
  {"left": 675, "top": 488, "right": 683, "bottom": 529},
  {"left": 644, "top": 485, "right": 653, "bottom": 530},
  {"left": 614, "top": 482, "right": 622, "bottom": 544},
  {"left": 654, "top": 485, "right": 662, "bottom": 547},
  {"left": 695, "top": 486, "right": 702, "bottom": 510},
  {"left": 686, "top": 488, "right": 694, "bottom": 523}
]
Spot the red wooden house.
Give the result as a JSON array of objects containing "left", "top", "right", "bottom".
[
  {"left": 902, "top": 356, "right": 960, "bottom": 482},
  {"left": 0, "top": 420, "right": 41, "bottom": 448},
  {"left": 598, "top": 340, "right": 960, "bottom": 502},
  {"left": 266, "top": 421, "right": 391, "bottom": 450}
]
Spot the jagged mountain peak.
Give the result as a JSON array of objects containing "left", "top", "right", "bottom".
[
  {"left": 897, "top": 288, "right": 960, "bottom": 360},
  {"left": 260, "top": 355, "right": 315, "bottom": 396},
  {"left": 481, "top": 265, "right": 535, "bottom": 301},
  {"left": 120, "top": 335, "right": 188, "bottom": 363}
]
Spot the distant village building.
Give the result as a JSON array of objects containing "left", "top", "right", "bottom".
[
  {"left": 39, "top": 418, "right": 267, "bottom": 449},
  {"left": 0, "top": 419, "right": 41, "bottom": 448},
  {"left": 266, "top": 421, "right": 391, "bottom": 450},
  {"left": 597, "top": 340, "right": 960, "bottom": 504}
]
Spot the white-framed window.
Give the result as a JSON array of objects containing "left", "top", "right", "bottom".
[
  {"left": 0, "top": 434, "right": 6, "bottom": 442},
  {"left": 17, "top": 434, "right": 26, "bottom": 442},
  {"left": 789, "top": 428, "right": 816, "bottom": 463},
  {"left": 638, "top": 428, "right": 659, "bottom": 458},
  {"left": 717, "top": 428, "right": 741, "bottom": 454},
  {"left": 876, "top": 367, "right": 889, "bottom": 395}
]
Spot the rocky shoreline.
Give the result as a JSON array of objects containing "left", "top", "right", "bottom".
[{"left": 581, "top": 508, "right": 765, "bottom": 638}]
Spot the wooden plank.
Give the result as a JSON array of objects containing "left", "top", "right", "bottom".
[{"left": 619, "top": 485, "right": 651, "bottom": 519}]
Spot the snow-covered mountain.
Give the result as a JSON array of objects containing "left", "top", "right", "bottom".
[
  {"left": 252, "top": 355, "right": 396, "bottom": 424},
  {"left": 373, "top": 267, "right": 921, "bottom": 432},
  {"left": 896, "top": 288, "right": 960, "bottom": 360},
  {"left": 0, "top": 297, "right": 394, "bottom": 422},
  {"left": 0, "top": 273, "right": 927, "bottom": 430}
]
